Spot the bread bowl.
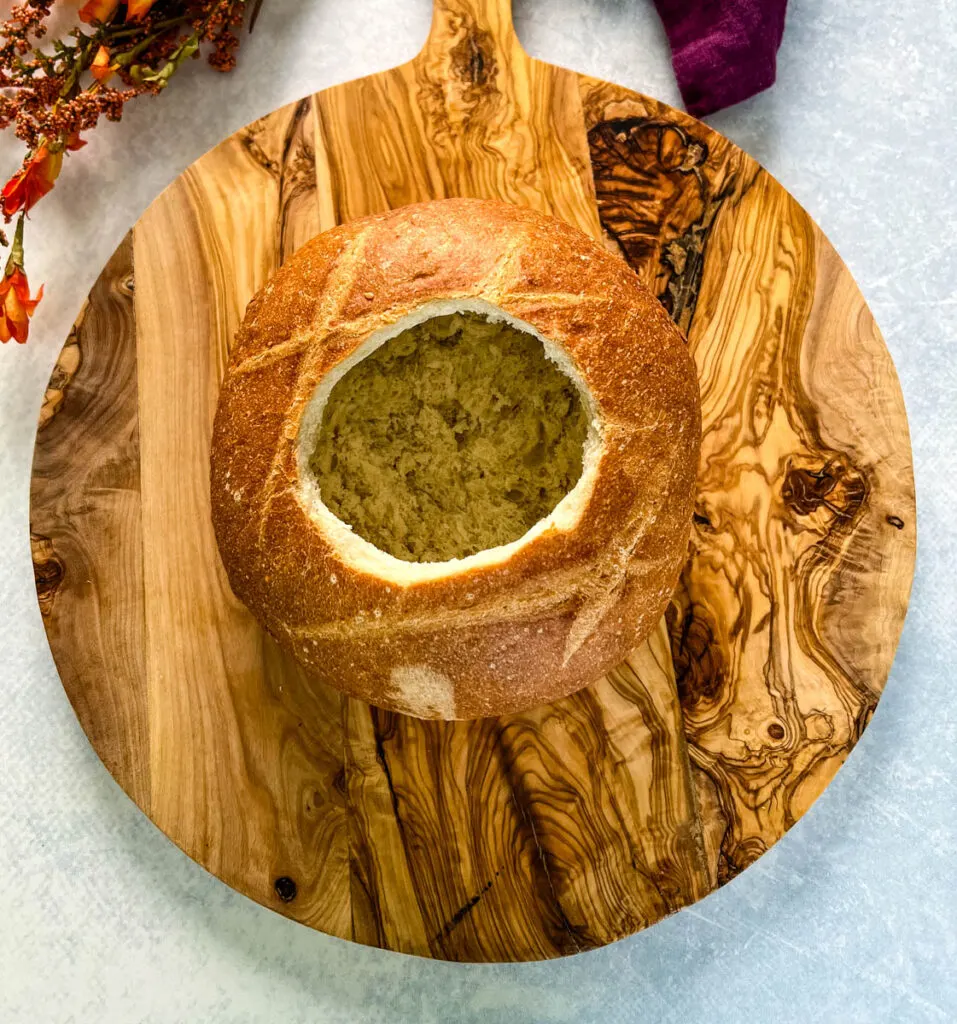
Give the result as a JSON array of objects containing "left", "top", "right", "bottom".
[{"left": 210, "top": 198, "right": 700, "bottom": 719}]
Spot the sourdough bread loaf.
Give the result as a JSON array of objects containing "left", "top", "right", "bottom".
[{"left": 210, "top": 198, "right": 700, "bottom": 719}]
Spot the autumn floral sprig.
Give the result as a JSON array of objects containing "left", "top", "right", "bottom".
[{"left": 0, "top": 0, "right": 258, "bottom": 342}]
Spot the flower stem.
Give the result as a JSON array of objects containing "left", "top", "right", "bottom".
[{"left": 5, "top": 213, "right": 25, "bottom": 276}]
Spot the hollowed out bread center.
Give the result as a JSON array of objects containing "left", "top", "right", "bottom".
[{"left": 307, "top": 311, "right": 589, "bottom": 563}]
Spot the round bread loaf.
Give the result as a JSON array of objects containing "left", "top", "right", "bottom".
[{"left": 210, "top": 198, "right": 700, "bottom": 719}]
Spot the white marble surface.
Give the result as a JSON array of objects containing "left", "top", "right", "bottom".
[{"left": 1, "top": 0, "right": 955, "bottom": 1020}]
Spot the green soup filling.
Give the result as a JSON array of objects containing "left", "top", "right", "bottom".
[{"left": 309, "top": 310, "right": 589, "bottom": 563}]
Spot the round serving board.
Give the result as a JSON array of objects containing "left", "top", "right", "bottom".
[{"left": 30, "top": 0, "right": 915, "bottom": 961}]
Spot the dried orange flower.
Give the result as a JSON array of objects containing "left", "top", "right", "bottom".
[
  {"left": 1, "top": 144, "right": 63, "bottom": 217},
  {"left": 78, "top": 0, "right": 121, "bottom": 24},
  {"left": 0, "top": 264, "right": 42, "bottom": 343},
  {"left": 125, "top": 0, "right": 160, "bottom": 21},
  {"left": 91, "top": 44, "right": 113, "bottom": 82},
  {"left": 0, "top": 214, "right": 42, "bottom": 344}
]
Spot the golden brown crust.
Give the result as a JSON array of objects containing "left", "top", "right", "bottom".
[{"left": 210, "top": 198, "right": 700, "bottom": 719}]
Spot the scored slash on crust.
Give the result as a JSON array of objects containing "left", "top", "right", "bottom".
[
  {"left": 250, "top": 225, "right": 379, "bottom": 549},
  {"left": 229, "top": 289, "right": 610, "bottom": 380}
]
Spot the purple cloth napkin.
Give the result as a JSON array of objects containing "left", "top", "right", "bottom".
[{"left": 654, "top": 0, "right": 789, "bottom": 117}]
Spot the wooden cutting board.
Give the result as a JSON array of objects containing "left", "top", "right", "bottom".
[{"left": 30, "top": 0, "right": 915, "bottom": 961}]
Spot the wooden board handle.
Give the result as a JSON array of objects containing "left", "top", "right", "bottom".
[{"left": 420, "top": 0, "right": 521, "bottom": 66}]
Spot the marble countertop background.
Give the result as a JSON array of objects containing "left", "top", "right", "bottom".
[{"left": 1, "top": 0, "right": 955, "bottom": 1021}]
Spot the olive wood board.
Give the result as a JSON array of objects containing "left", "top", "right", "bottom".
[{"left": 29, "top": 0, "right": 916, "bottom": 961}]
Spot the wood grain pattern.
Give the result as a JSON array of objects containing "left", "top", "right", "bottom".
[
  {"left": 580, "top": 78, "right": 915, "bottom": 878},
  {"left": 313, "top": 0, "right": 600, "bottom": 235},
  {"left": 30, "top": 236, "right": 148, "bottom": 808},
  {"left": 28, "top": 0, "right": 915, "bottom": 960}
]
